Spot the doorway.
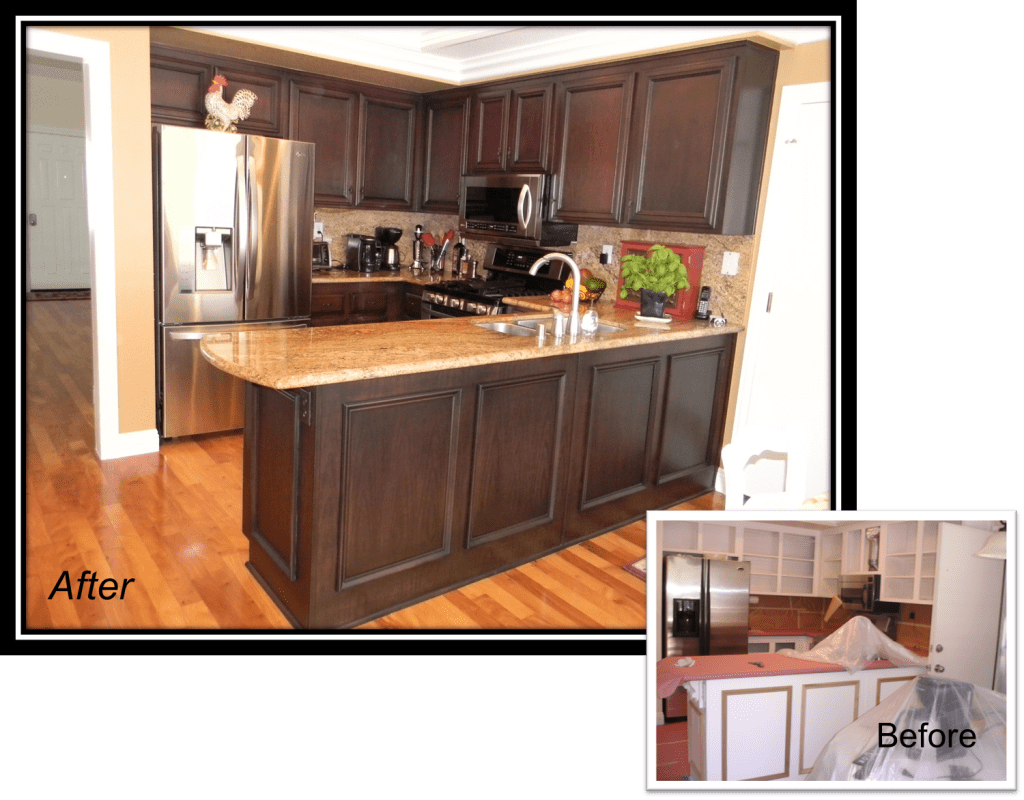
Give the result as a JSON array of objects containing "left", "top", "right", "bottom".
[
  {"left": 26, "top": 53, "right": 91, "bottom": 292},
  {"left": 24, "top": 28, "right": 130, "bottom": 460}
]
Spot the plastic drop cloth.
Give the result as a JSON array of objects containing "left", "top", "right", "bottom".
[
  {"left": 807, "top": 676, "right": 1006, "bottom": 781},
  {"left": 776, "top": 616, "right": 926, "bottom": 674}
]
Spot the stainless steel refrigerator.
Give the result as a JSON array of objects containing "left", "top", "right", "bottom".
[
  {"left": 662, "top": 553, "right": 750, "bottom": 720},
  {"left": 154, "top": 124, "right": 314, "bottom": 437}
]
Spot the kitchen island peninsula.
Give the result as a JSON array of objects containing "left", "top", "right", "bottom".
[
  {"left": 201, "top": 301, "right": 740, "bottom": 628},
  {"left": 657, "top": 653, "right": 927, "bottom": 781}
]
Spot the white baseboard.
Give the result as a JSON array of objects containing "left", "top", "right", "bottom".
[{"left": 96, "top": 428, "right": 160, "bottom": 461}]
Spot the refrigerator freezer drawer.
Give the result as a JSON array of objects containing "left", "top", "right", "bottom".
[{"left": 159, "top": 320, "right": 307, "bottom": 438}]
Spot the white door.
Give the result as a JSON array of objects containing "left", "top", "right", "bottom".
[
  {"left": 929, "top": 523, "right": 1004, "bottom": 688},
  {"left": 27, "top": 131, "right": 91, "bottom": 290},
  {"left": 732, "top": 83, "right": 831, "bottom": 500}
]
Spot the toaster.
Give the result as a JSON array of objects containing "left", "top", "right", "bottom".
[{"left": 313, "top": 240, "right": 332, "bottom": 269}]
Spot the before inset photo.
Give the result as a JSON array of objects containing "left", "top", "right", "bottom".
[{"left": 646, "top": 511, "right": 1014, "bottom": 789}]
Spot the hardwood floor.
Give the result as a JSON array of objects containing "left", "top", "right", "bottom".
[{"left": 22, "top": 298, "right": 724, "bottom": 630}]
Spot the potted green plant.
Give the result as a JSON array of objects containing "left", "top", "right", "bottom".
[{"left": 619, "top": 244, "right": 690, "bottom": 318}]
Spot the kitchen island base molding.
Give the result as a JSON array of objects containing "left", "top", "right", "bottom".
[{"left": 242, "top": 334, "right": 736, "bottom": 628}]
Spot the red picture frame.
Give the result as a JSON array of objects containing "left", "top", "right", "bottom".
[{"left": 614, "top": 242, "right": 705, "bottom": 320}]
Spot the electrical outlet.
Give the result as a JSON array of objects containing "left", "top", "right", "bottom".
[
  {"left": 721, "top": 251, "right": 740, "bottom": 276},
  {"left": 600, "top": 244, "right": 614, "bottom": 265},
  {"left": 314, "top": 222, "right": 325, "bottom": 239}
]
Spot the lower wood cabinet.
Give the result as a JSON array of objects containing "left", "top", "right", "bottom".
[
  {"left": 311, "top": 281, "right": 405, "bottom": 326},
  {"left": 243, "top": 333, "right": 736, "bottom": 628}
]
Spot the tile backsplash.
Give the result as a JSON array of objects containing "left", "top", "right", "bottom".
[{"left": 315, "top": 208, "right": 754, "bottom": 322}]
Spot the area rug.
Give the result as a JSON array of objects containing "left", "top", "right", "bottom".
[
  {"left": 623, "top": 557, "right": 647, "bottom": 581},
  {"left": 26, "top": 290, "right": 90, "bottom": 301}
]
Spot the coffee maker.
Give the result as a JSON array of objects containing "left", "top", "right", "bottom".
[
  {"left": 344, "top": 234, "right": 383, "bottom": 272},
  {"left": 375, "top": 227, "right": 403, "bottom": 270}
]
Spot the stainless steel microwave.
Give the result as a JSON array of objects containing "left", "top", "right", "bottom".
[{"left": 459, "top": 173, "right": 578, "bottom": 247}]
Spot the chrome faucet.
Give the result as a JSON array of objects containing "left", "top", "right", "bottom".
[{"left": 529, "top": 253, "right": 582, "bottom": 337}]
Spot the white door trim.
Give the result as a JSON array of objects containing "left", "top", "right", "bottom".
[{"left": 25, "top": 28, "right": 158, "bottom": 460}]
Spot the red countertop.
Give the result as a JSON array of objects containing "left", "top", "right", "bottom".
[{"left": 657, "top": 652, "right": 917, "bottom": 698}]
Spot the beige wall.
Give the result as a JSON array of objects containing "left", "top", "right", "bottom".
[{"left": 34, "top": 26, "right": 155, "bottom": 435}]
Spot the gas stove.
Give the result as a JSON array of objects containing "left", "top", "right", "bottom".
[{"left": 420, "top": 243, "right": 572, "bottom": 318}]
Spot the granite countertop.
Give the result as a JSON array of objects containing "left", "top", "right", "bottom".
[
  {"left": 200, "top": 292, "right": 743, "bottom": 390},
  {"left": 657, "top": 652, "right": 917, "bottom": 697},
  {"left": 312, "top": 266, "right": 442, "bottom": 286}
]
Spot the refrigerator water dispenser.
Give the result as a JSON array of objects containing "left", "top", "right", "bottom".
[{"left": 194, "top": 227, "right": 233, "bottom": 292}]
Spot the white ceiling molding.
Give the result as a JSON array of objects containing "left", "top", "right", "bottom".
[{"left": 185, "top": 24, "right": 831, "bottom": 84}]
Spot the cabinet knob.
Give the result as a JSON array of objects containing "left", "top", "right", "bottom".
[
  {"left": 934, "top": 664, "right": 945, "bottom": 673},
  {"left": 935, "top": 644, "right": 943, "bottom": 653}
]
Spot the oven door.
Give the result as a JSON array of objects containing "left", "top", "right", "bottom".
[{"left": 422, "top": 298, "right": 463, "bottom": 319}]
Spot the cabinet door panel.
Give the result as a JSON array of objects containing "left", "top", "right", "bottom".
[
  {"left": 358, "top": 94, "right": 417, "bottom": 208},
  {"left": 657, "top": 348, "right": 725, "bottom": 481},
  {"left": 338, "top": 390, "right": 461, "bottom": 586},
  {"left": 290, "top": 81, "right": 357, "bottom": 207},
  {"left": 552, "top": 72, "right": 634, "bottom": 224},
  {"left": 150, "top": 52, "right": 210, "bottom": 127},
  {"left": 627, "top": 58, "right": 735, "bottom": 230},
  {"left": 422, "top": 94, "right": 468, "bottom": 212},
  {"left": 580, "top": 358, "right": 660, "bottom": 506},
  {"left": 508, "top": 84, "right": 553, "bottom": 172},
  {"left": 467, "top": 371, "right": 569, "bottom": 545},
  {"left": 468, "top": 89, "right": 510, "bottom": 173}
]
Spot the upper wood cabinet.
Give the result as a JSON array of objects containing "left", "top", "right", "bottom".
[
  {"left": 150, "top": 47, "right": 286, "bottom": 136},
  {"left": 550, "top": 42, "right": 778, "bottom": 234},
  {"left": 152, "top": 41, "right": 780, "bottom": 229},
  {"left": 623, "top": 43, "right": 778, "bottom": 234},
  {"left": 550, "top": 68, "right": 635, "bottom": 225},
  {"left": 420, "top": 92, "right": 469, "bottom": 213},
  {"left": 288, "top": 80, "right": 359, "bottom": 208},
  {"left": 467, "top": 81, "right": 553, "bottom": 174},
  {"left": 289, "top": 82, "right": 419, "bottom": 210},
  {"left": 356, "top": 93, "right": 418, "bottom": 209}
]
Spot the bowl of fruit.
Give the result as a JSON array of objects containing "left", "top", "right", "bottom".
[{"left": 549, "top": 270, "right": 606, "bottom": 309}]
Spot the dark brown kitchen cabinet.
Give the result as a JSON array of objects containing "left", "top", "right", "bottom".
[
  {"left": 402, "top": 283, "right": 425, "bottom": 320},
  {"left": 311, "top": 282, "right": 403, "bottom": 326},
  {"left": 150, "top": 47, "right": 286, "bottom": 136},
  {"left": 356, "top": 93, "right": 418, "bottom": 209},
  {"left": 550, "top": 69, "right": 635, "bottom": 225},
  {"left": 241, "top": 332, "right": 736, "bottom": 627},
  {"left": 623, "top": 43, "right": 778, "bottom": 234},
  {"left": 467, "top": 82, "right": 553, "bottom": 174},
  {"left": 289, "top": 81, "right": 359, "bottom": 208},
  {"left": 562, "top": 333, "right": 735, "bottom": 542},
  {"left": 420, "top": 93, "right": 469, "bottom": 212}
]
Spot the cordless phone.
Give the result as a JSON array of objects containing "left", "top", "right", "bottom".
[{"left": 695, "top": 286, "right": 711, "bottom": 320}]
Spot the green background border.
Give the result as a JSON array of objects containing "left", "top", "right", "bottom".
[{"left": 12, "top": 14, "right": 1019, "bottom": 798}]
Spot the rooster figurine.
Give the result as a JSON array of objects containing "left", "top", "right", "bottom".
[{"left": 204, "top": 75, "right": 258, "bottom": 133}]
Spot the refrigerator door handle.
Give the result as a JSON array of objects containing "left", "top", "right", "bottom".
[
  {"left": 245, "top": 149, "right": 259, "bottom": 307},
  {"left": 235, "top": 147, "right": 250, "bottom": 312}
]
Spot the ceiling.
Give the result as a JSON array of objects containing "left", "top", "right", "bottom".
[{"left": 184, "top": 23, "right": 833, "bottom": 85}]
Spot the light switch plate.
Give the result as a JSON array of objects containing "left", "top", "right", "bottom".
[{"left": 721, "top": 251, "right": 740, "bottom": 276}]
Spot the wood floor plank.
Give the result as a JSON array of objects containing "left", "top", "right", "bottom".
[{"left": 24, "top": 298, "right": 725, "bottom": 630}]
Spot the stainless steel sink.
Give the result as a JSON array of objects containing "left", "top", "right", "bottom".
[
  {"left": 474, "top": 321, "right": 538, "bottom": 337},
  {"left": 513, "top": 317, "right": 625, "bottom": 335},
  {"left": 474, "top": 316, "right": 628, "bottom": 341}
]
